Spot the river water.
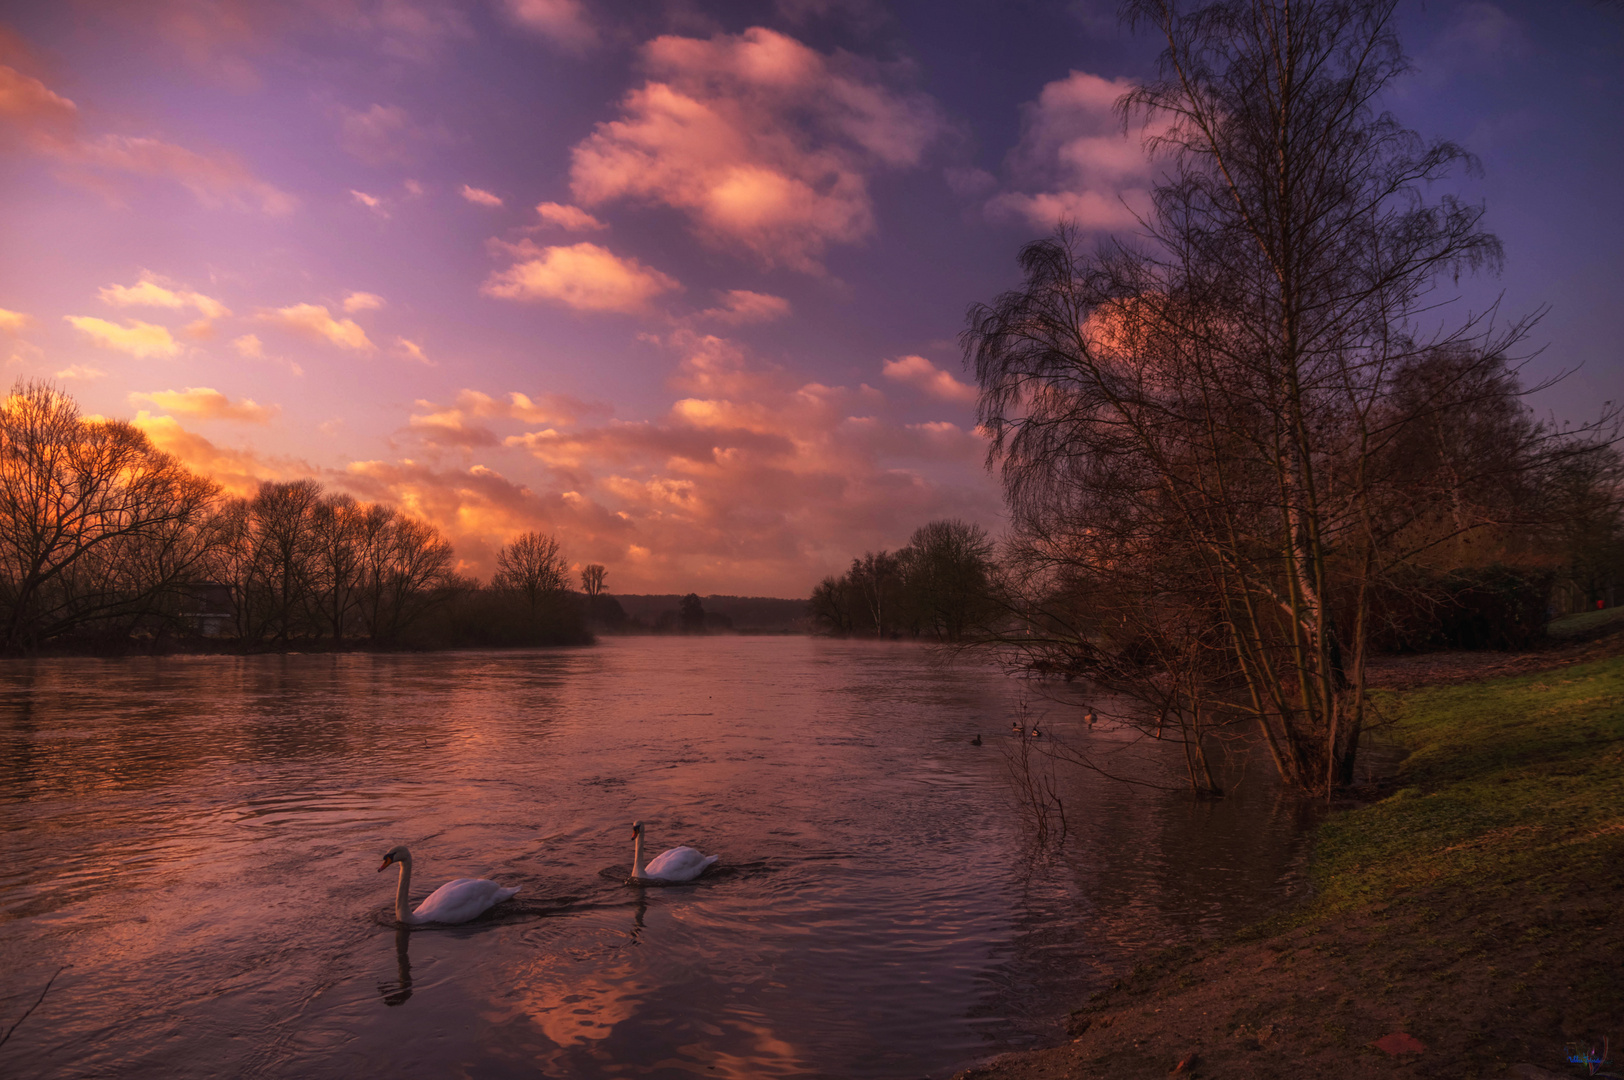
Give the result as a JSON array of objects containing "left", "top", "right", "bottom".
[{"left": 0, "top": 637, "right": 1314, "bottom": 1079}]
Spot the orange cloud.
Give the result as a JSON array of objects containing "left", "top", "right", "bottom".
[
  {"left": 986, "top": 70, "right": 1153, "bottom": 231},
  {"left": 407, "top": 388, "right": 604, "bottom": 449},
  {"left": 535, "top": 201, "right": 606, "bottom": 231},
  {"left": 0, "top": 308, "right": 30, "bottom": 334},
  {"left": 261, "top": 303, "right": 375, "bottom": 351},
  {"left": 460, "top": 184, "right": 503, "bottom": 207},
  {"left": 132, "top": 412, "right": 310, "bottom": 497},
  {"left": 482, "top": 241, "right": 679, "bottom": 314},
  {"left": 342, "top": 291, "right": 385, "bottom": 312},
  {"left": 881, "top": 354, "right": 978, "bottom": 404},
  {"left": 99, "top": 273, "right": 230, "bottom": 319},
  {"left": 399, "top": 332, "right": 1001, "bottom": 592},
  {"left": 569, "top": 27, "right": 944, "bottom": 271},
  {"left": 232, "top": 333, "right": 263, "bottom": 358},
  {"left": 64, "top": 315, "right": 181, "bottom": 358},
  {"left": 129, "top": 386, "right": 276, "bottom": 422}
]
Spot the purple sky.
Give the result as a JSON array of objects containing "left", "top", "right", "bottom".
[{"left": 1, "top": 0, "right": 1619, "bottom": 595}]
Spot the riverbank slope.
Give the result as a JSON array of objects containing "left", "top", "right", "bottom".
[{"left": 957, "top": 640, "right": 1624, "bottom": 1080}]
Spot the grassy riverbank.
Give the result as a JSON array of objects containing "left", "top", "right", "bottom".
[{"left": 958, "top": 646, "right": 1624, "bottom": 1080}]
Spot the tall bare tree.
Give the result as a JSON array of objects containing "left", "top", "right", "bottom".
[
  {"left": 580, "top": 563, "right": 607, "bottom": 599},
  {"left": 964, "top": 0, "right": 1554, "bottom": 793}
]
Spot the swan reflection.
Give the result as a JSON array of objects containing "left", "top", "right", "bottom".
[{"left": 379, "top": 927, "right": 412, "bottom": 1007}]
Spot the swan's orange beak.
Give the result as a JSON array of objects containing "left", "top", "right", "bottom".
[{"left": 378, "top": 857, "right": 392, "bottom": 872}]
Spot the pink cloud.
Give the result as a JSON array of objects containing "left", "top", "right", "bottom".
[
  {"left": 332, "top": 102, "right": 437, "bottom": 166},
  {"left": 985, "top": 70, "right": 1154, "bottom": 232},
  {"left": 569, "top": 27, "right": 944, "bottom": 271},
  {"left": 501, "top": 0, "right": 596, "bottom": 52},
  {"left": 460, "top": 184, "right": 504, "bottom": 207},
  {"left": 881, "top": 354, "right": 978, "bottom": 404},
  {"left": 1, "top": 58, "right": 294, "bottom": 213},
  {"left": 697, "top": 289, "right": 791, "bottom": 325},
  {"left": 261, "top": 303, "right": 375, "bottom": 351},
  {"left": 535, "top": 201, "right": 606, "bottom": 231},
  {"left": 482, "top": 241, "right": 680, "bottom": 314}
]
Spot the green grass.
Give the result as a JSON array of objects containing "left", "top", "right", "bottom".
[
  {"left": 1547, "top": 605, "right": 1624, "bottom": 639},
  {"left": 1310, "top": 653, "right": 1624, "bottom": 913}
]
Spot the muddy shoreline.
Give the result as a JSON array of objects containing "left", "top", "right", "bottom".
[{"left": 953, "top": 629, "right": 1624, "bottom": 1080}]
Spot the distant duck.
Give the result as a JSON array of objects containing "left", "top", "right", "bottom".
[
  {"left": 630, "top": 820, "right": 718, "bottom": 883},
  {"left": 971, "top": 734, "right": 983, "bottom": 746},
  {"left": 378, "top": 845, "right": 519, "bottom": 925},
  {"left": 1011, "top": 720, "right": 1023, "bottom": 735},
  {"left": 1029, "top": 725, "right": 1042, "bottom": 738}
]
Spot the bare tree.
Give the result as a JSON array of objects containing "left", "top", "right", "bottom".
[
  {"left": 0, "top": 381, "right": 219, "bottom": 649},
  {"left": 493, "top": 531, "right": 568, "bottom": 609},
  {"left": 580, "top": 563, "right": 607, "bottom": 599},
  {"left": 963, "top": 0, "right": 1565, "bottom": 794}
]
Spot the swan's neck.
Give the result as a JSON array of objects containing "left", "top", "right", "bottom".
[
  {"left": 394, "top": 856, "right": 419, "bottom": 924},
  {"left": 631, "top": 831, "right": 647, "bottom": 880}
]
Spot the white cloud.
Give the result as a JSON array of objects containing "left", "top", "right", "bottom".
[
  {"left": 64, "top": 315, "right": 181, "bottom": 358},
  {"left": 261, "top": 303, "right": 375, "bottom": 351},
  {"left": 569, "top": 27, "right": 945, "bottom": 271},
  {"left": 535, "top": 201, "right": 606, "bottom": 231},
  {"left": 351, "top": 189, "right": 387, "bottom": 215},
  {"left": 460, "top": 184, "right": 504, "bottom": 207},
  {"left": 55, "top": 364, "right": 106, "bottom": 381},
  {"left": 482, "top": 241, "right": 680, "bottom": 314}
]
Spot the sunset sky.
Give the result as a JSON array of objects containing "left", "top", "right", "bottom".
[{"left": 2, "top": 0, "right": 1619, "bottom": 596}]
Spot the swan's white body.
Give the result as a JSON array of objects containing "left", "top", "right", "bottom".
[
  {"left": 630, "top": 821, "right": 717, "bottom": 883},
  {"left": 379, "top": 845, "right": 518, "bottom": 925}
]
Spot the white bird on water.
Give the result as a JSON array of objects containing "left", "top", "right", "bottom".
[
  {"left": 378, "top": 845, "right": 519, "bottom": 925},
  {"left": 630, "top": 820, "right": 718, "bottom": 883}
]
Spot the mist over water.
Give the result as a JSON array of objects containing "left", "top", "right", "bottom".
[{"left": 1, "top": 637, "right": 1314, "bottom": 1079}]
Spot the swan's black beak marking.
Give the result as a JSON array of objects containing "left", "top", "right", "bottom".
[{"left": 378, "top": 857, "right": 392, "bottom": 872}]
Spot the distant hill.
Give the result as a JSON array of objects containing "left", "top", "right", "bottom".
[{"left": 608, "top": 594, "right": 812, "bottom": 633}]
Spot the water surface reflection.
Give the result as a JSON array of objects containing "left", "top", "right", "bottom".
[{"left": 0, "top": 638, "right": 1312, "bottom": 1078}]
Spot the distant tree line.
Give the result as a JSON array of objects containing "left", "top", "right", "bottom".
[
  {"left": 811, "top": 519, "right": 999, "bottom": 641},
  {"left": 0, "top": 381, "right": 588, "bottom": 652}
]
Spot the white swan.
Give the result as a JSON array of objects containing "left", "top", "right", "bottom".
[
  {"left": 378, "top": 845, "right": 519, "bottom": 925},
  {"left": 630, "top": 821, "right": 717, "bottom": 883}
]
